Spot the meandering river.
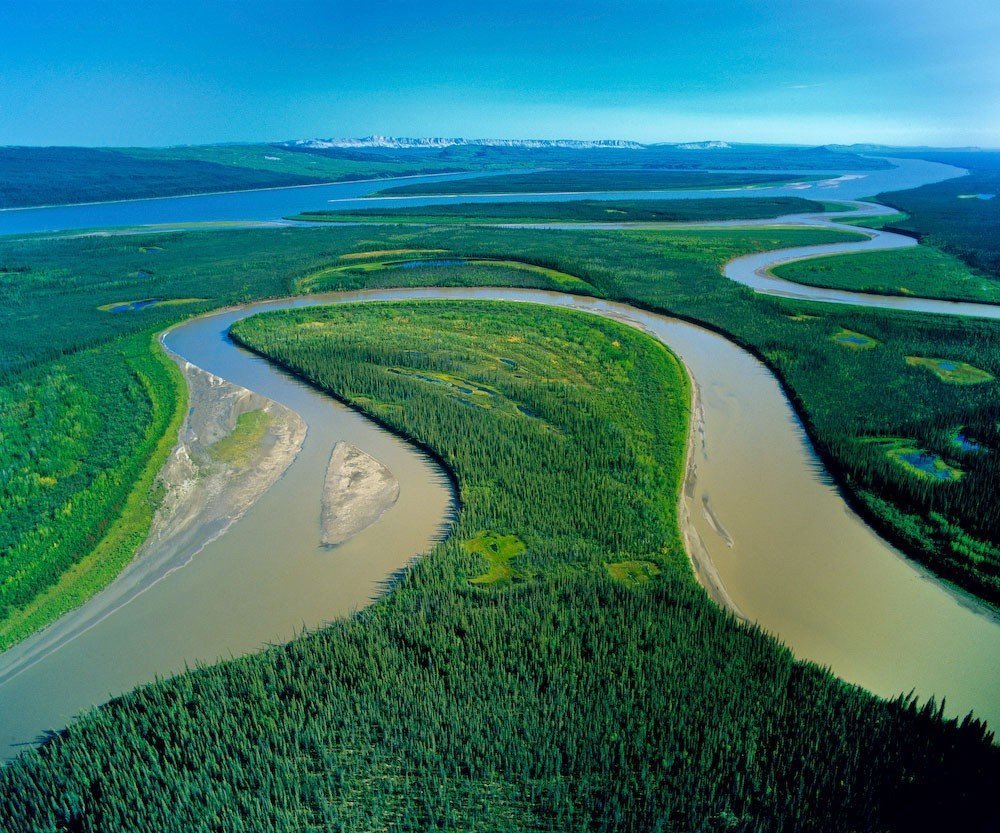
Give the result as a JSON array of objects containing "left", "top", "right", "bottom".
[{"left": 2, "top": 158, "right": 998, "bottom": 761}]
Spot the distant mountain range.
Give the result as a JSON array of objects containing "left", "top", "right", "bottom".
[{"left": 287, "top": 136, "right": 730, "bottom": 151}]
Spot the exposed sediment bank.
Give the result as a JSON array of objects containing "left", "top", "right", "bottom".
[
  {"left": 321, "top": 442, "right": 400, "bottom": 546},
  {"left": 145, "top": 355, "right": 307, "bottom": 565}
]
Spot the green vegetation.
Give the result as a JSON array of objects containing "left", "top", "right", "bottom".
[
  {"left": 605, "top": 559, "right": 662, "bottom": 586},
  {"left": 293, "top": 196, "right": 830, "bottom": 225},
  {"left": 0, "top": 147, "right": 320, "bottom": 209},
  {"left": 340, "top": 247, "right": 448, "bottom": 259},
  {"left": 373, "top": 170, "right": 822, "bottom": 197},
  {"left": 773, "top": 246, "right": 1000, "bottom": 304},
  {"left": 0, "top": 143, "right": 889, "bottom": 209},
  {"left": 296, "top": 256, "right": 592, "bottom": 294},
  {"left": 3, "top": 215, "right": 995, "bottom": 621},
  {"left": 831, "top": 328, "right": 879, "bottom": 349},
  {"left": 463, "top": 531, "right": 529, "bottom": 586},
  {"left": 905, "top": 356, "right": 994, "bottom": 385},
  {"left": 0, "top": 334, "right": 186, "bottom": 650},
  {"left": 870, "top": 439, "right": 965, "bottom": 482},
  {"left": 207, "top": 409, "right": 271, "bottom": 465},
  {"left": 837, "top": 211, "right": 909, "bottom": 230},
  {"left": 879, "top": 151, "right": 1000, "bottom": 278},
  {"left": 5, "top": 301, "right": 994, "bottom": 831}
]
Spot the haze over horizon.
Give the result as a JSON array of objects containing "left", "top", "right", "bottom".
[{"left": 2, "top": 0, "right": 998, "bottom": 148}]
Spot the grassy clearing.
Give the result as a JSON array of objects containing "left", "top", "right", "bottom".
[
  {"left": 207, "top": 409, "right": 271, "bottom": 465},
  {"left": 605, "top": 559, "right": 662, "bottom": 586},
  {"left": 463, "top": 531, "right": 529, "bottom": 586},
  {"left": 868, "top": 438, "right": 965, "bottom": 482},
  {"left": 773, "top": 246, "right": 1000, "bottom": 304},
  {"left": 832, "top": 328, "right": 879, "bottom": 349},
  {"left": 905, "top": 356, "right": 995, "bottom": 385}
]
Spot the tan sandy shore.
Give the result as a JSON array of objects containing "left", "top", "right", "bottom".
[{"left": 321, "top": 442, "right": 400, "bottom": 546}]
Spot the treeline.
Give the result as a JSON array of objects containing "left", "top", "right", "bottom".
[
  {"left": 879, "top": 151, "right": 1000, "bottom": 278},
  {"left": 3, "top": 302, "right": 995, "bottom": 831}
]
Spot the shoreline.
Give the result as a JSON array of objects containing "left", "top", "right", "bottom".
[
  {"left": 0, "top": 169, "right": 477, "bottom": 214},
  {"left": 0, "top": 345, "right": 307, "bottom": 689},
  {"left": 676, "top": 367, "right": 747, "bottom": 621}
]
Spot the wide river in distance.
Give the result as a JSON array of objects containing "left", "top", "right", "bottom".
[{"left": 0, "top": 156, "right": 962, "bottom": 236}]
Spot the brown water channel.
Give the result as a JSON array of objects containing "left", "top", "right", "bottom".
[{"left": 1, "top": 285, "right": 997, "bottom": 761}]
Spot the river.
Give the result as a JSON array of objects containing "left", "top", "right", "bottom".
[{"left": 1, "top": 157, "right": 998, "bottom": 760}]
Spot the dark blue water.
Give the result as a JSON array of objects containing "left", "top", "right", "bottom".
[
  {"left": 109, "top": 298, "right": 161, "bottom": 312},
  {"left": 397, "top": 259, "right": 467, "bottom": 269},
  {"left": 0, "top": 157, "right": 966, "bottom": 237},
  {"left": 899, "top": 451, "right": 957, "bottom": 480},
  {"left": 953, "top": 432, "right": 985, "bottom": 453}
]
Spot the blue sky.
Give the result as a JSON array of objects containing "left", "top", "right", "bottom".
[{"left": 1, "top": 0, "right": 997, "bottom": 147}]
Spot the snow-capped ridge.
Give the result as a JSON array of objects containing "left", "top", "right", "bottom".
[{"left": 288, "top": 136, "right": 645, "bottom": 150}]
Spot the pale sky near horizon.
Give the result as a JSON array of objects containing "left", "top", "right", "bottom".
[{"left": 1, "top": 0, "right": 998, "bottom": 148}]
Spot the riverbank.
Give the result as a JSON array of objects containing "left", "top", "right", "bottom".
[{"left": 0, "top": 350, "right": 305, "bottom": 690}]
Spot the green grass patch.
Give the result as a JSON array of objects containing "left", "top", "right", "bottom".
[
  {"left": 874, "top": 440, "right": 964, "bottom": 482},
  {"left": 464, "top": 531, "right": 529, "bottom": 586},
  {"left": 831, "top": 328, "right": 879, "bottom": 349},
  {"left": 206, "top": 409, "right": 270, "bottom": 465},
  {"left": 906, "top": 356, "right": 994, "bottom": 385},
  {"left": 605, "top": 559, "right": 662, "bottom": 587}
]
